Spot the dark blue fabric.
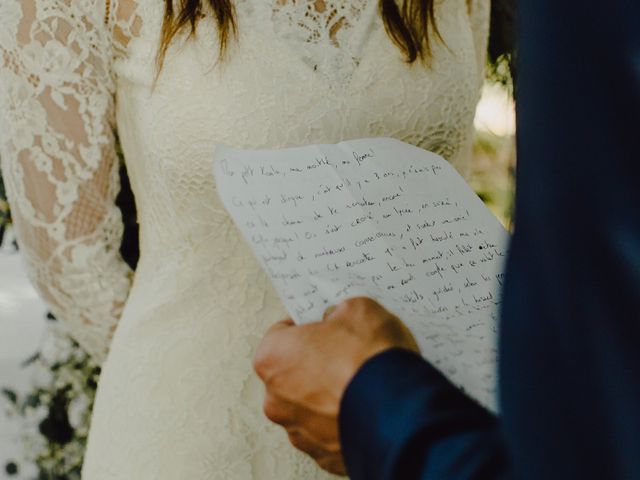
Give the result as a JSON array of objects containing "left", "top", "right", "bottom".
[
  {"left": 339, "top": 1, "right": 640, "bottom": 479},
  {"left": 340, "top": 349, "right": 507, "bottom": 479}
]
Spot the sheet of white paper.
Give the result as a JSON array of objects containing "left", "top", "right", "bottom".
[{"left": 213, "top": 138, "right": 509, "bottom": 409}]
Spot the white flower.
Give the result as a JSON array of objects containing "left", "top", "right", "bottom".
[
  {"left": 12, "top": 117, "right": 36, "bottom": 151},
  {"left": 0, "top": 1, "right": 22, "bottom": 47},
  {"left": 25, "top": 404, "right": 49, "bottom": 423},
  {"left": 56, "top": 180, "right": 79, "bottom": 207},
  {"left": 40, "top": 330, "right": 67, "bottom": 365},
  {"left": 30, "top": 362, "right": 54, "bottom": 389},
  {"left": 69, "top": 243, "right": 94, "bottom": 267},
  {"left": 31, "top": 146, "right": 53, "bottom": 174},
  {"left": 79, "top": 143, "right": 104, "bottom": 171},
  {"left": 21, "top": 39, "right": 83, "bottom": 89},
  {"left": 67, "top": 394, "right": 89, "bottom": 429},
  {"left": 42, "top": 133, "right": 65, "bottom": 164},
  {"left": 47, "top": 221, "right": 65, "bottom": 242},
  {"left": 5, "top": 78, "right": 48, "bottom": 151}
]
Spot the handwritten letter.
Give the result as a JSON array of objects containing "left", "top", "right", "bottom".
[{"left": 213, "top": 138, "right": 509, "bottom": 409}]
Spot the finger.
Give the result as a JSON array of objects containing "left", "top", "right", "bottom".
[
  {"left": 329, "top": 298, "right": 357, "bottom": 319},
  {"left": 266, "top": 317, "right": 295, "bottom": 334},
  {"left": 290, "top": 414, "right": 341, "bottom": 450},
  {"left": 316, "top": 454, "right": 348, "bottom": 476},
  {"left": 257, "top": 318, "right": 295, "bottom": 358},
  {"left": 263, "top": 394, "right": 298, "bottom": 427},
  {"left": 254, "top": 319, "right": 300, "bottom": 379},
  {"left": 258, "top": 318, "right": 295, "bottom": 350},
  {"left": 322, "top": 305, "right": 337, "bottom": 321},
  {"left": 322, "top": 299, "right": 354, "bottom": 324},
  {"left": 289, "top": 421, "right": 342, "bottom": 454},
  {"left": 287, "top": 428, "right": 327, "bottom": 459}
]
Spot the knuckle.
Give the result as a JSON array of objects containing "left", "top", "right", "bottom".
[
  {"left": 252, "top": 350, "right": 269, "bottom": 379},
  {"left": 343, "top": 296, "right": 376, "bottom": 313},
  {"left": 262, "top": 397, "right": 282, "bottom": 424},
  {"left": 287, "top": 431, "right": 306, "bottom": 451},
  {"left": 288, "top": 431, "right": 320, "bottom": 457},
  {"left": 316, "top": 455, "right": 346, "bottom": 475},
  {"left": 353, "top": 296, "right": 372, "bottom": 306},
  {"left": 339, "top": 297, "right": 358, "bottom": 311},
  {"left": 324, "top": 441, "right": 342, "bottom": 455}
]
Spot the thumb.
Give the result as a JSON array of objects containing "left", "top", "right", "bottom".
[
  {"left": 266, "top": 317, "right": 295, "bottom": 335},
  {"left": 254, "top": 318, "right": 296, "bottom": 379},
  {"left": 322, "top": 305, "right": 338, "bottom": 322}
]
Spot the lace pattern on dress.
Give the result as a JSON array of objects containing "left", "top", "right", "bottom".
[
  {"left": 271, "top": 0, "right": 373, "bottom": 85},
  {"left": 0, "top": 0, "right": 133, "bottom": 363}
]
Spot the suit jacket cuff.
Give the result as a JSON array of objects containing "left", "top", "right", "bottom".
[{"left": 338, "top": 348, "right": 499, "bottom": 479}]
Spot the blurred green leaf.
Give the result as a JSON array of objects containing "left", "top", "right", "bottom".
[{"left": 2, "top": 388, "right": 18, "bottom": 406}]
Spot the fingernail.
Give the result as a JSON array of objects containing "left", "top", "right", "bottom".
[{"left": 322, "top": 305, "right": 337, "bottom": 320}]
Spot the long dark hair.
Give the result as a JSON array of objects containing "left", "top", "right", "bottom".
[
  {"left": 158, "top": 0, "right": 442, "bottom": 70},
  {"left": 488, "top": 0, "right": 516, "bottom": 84}
]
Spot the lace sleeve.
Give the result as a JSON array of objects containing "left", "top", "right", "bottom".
[
  {"left": 468, "top": 0, "right": 491, "bottom": 85},
  {"left": 0, "top": 0, "right": 133, "bottom": 364}
]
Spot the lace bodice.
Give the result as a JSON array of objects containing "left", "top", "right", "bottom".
[{"left": 0, "top": 0, "right": 489, "bottom": 365}]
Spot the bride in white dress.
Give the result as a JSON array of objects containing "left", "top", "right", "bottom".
[{"left": 0, "top": 0, "right": 489, "bottom": 477}]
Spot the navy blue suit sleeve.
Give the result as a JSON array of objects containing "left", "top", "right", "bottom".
[
  {"left": 340, "top": 3, "right": 640, "bottom": 479},
  {"left": 498, "top": 2, "right": 640, "bottom": 479},
  {"left": 340, "top": 348, "right": 508, "bottom": 480}
]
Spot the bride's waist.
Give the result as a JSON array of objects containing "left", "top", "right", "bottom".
[
  {"left": 125, "top": 244, "right": 269, "bottom": 308},
  {"left": 135, "top": 243, "right": 261, "bottom": 285},
  {"left": 119, "top": 246, "right": 284, "bottom": 332},
  {"left": 109, "top": 249, "right": 287, "bottom": 361}
]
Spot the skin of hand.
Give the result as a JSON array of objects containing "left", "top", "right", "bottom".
[{"left": 253, "top": 297, "right": 420, "bottom": 475}]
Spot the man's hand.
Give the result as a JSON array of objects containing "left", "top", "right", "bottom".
[{"left": 253, "top": 297, "right": 419, "bottom": 475}]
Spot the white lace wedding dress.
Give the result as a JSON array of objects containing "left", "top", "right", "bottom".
[{"left": 0, "top": 0, "right": 489, "bottom": 477}]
